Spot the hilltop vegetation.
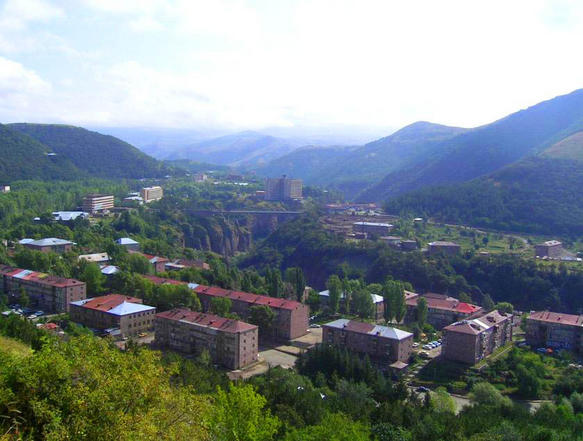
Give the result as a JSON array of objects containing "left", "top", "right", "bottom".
[
  {"left": 9, "top": 123, "right": 173, "bottom": 179},
  {"left": 385, "top": 156, "right": 583, "bottom": 235}
]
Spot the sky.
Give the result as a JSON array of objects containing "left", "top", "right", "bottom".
[{"left": 1, "top": 0, "right": 583, "bottom": 136}]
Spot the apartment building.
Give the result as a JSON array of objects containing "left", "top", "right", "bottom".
[
  {"left": 534, "top": 240, "right": 563, "bottom": 258},
  {"left": 0, "top": 265, "right": 86, "bottom": 313},
  {"left": 405, "top": 292, "right": 483, "bottom": 329},
  {"left": 442, "top": 310, "right": 513, "bottom": 364},
  {"left": 265, "top": 176, "right": 302, "bottom": 201},
  {"left": 21, "top": 237, "right": 74, "bottom": 254},
  {"left": 155, "top": 308, "right": 258, "bottom": 369},
  {"left": 82, "top": 194, "right": 114, "bottom": 214},
  {"left": 142, "top": 275, "right": 309, "bottom": 340},
  {"left": 428, "top": 241, "right": 461, "bottom": 256},
  {"left": 322, "top": 319, "right": 413, "bottom": 364},
  {"left": 140, "top": 186, "right": 164, "bottom": 203},
  {"left": 70, "top": 294, "right": 156, "bottom": 337},
  {"left": 353, "top": 222, "right": 393, "bottom": 236},
  {"left": 526, "top": 311, "right": 583, "bottom": 353}
]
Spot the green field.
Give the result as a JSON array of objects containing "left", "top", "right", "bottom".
[{"left": 0, "top": 335, "right": 33, "bottom": 357}]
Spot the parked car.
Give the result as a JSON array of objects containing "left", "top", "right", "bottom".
[
  {"left": 536, "top": 347, "right": 547, "bottom": 354},
  {"left": 419, "top": 351, "right": 430, "bottom": 359},
  {"left": 309, "top": 324, "right": 321, "bottom": 328},
  {"left": 412, "top": 342, "right": 419, "bottom": 348},
  {"left": 416, "top": 386, "right": 430, "bottom": 393},
  {"left": 35, "top": 310, "right": 44, "bottom": 316}
]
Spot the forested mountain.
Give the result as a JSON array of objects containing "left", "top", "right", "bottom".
[
  {"left": 0, "top": 123, "right": 81, "bottom": 182},
  {"left": 385, "top": 155, "right": 583, "bottom": 235},
  {"left": 358, "top": 89, "right": 583, "bottom": 202},
  {"left": 161, "top": 131, "right": 305, "bottom": 167},
  {"left": 9, "top": 123, "right": 172, "bottom": 179},
  {"left": 257, "top": 122, "right": 466, "bottom": 198}
]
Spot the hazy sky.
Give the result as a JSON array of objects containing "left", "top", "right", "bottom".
[{"left": 1, "top": 0, "right": 583, "bottom": 133}]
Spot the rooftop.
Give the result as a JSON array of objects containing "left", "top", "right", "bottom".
[
  {"left": 528, "top": 311, "right": 583, "bottom": 326},
  {"left": 71, "top": 294, "right": 155, "bottom": 316},
  {"left": 353, "top": 222, "right": 392, "bottom": 227},
  {"left": 52, "top": 211, "right": 88, "bottom": 221},
  {"left": 78, "top": 253, "right": 110, "bottom": 263},
  {"left": 0, "top": 264, "right": 84, "bottom": 288},
  {"left": 22, "top": 237, "right": 74, "bottom": 247},
  {"left": 406, "top": 292, "right": 481, "bottom": 314},
  {"left": 156, "top": 308, "right": 257, "bottom": 333},
  {"left": 318, "top": 290, "right": 383, "bottom": 304},
  {"left": 429, "top": 241, "right": 460, "bottom": 247},
  {"left": 116, "top": 237, "right": 139, "bottom": 245},
  {"left": 323, "top": 319, "right": 413, "bottom": 340},
  {"left": 539, "top": 240, "right": 562, "bottom": 247}
]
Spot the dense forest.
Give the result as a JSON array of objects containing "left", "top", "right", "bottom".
[{"left": 384, "top": 157, "right": 583, "bottom": 236}]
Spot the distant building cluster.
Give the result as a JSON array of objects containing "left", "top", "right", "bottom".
[
  {"left": 405, "top": 292, "right": 483, "bottom": 329},
  {"left": 265, "top": 176, "right": 302, "bottom": 201}
]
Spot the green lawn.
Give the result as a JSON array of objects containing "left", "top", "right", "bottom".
[{"left": 0, "top": 335, "right": 32, "bottom": 357}]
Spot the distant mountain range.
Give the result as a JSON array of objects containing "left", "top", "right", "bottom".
[{"left": 0, "top": 123, "right": 174, "bottom": 182}]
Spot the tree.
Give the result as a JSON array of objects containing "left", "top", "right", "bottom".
[
  {"left": 210, "top": 297, "right": 232, "bottom": 316},
  {"left": 284, "top": 412, "right": 370, "bottom": 441},
  {"left": 393, "top": 284, "right": 407, "bottom": 323},
  {"left": 482, "top": 293, "right": 495, "bottom": 311},
  {"left": 416, "top": 297, "right": 428, "bottom": 328},
  {"left": 266, "top": 267, "right": 284, "bottom": 298},
  {"left": 327, "top": 275, "right": 343, "bottom": 314},
  {"left": 211, "top": 383, "right": 280, "bottom": 441},
  {"left": 248, "top": 305, "right": 276, "bottom": 338},
  {"left": 285, "top": 267, "right": 306, "bottom": 302},
  {"left": 469, "top": 382, "right": 512, "bottom": 408},
  {"left": 494, "top": 302, "right": 514, "bottom": 314},
  {"left": 81, "top": 262, "right": 106, "bottom": 295},
  {"left": 353, "top": 289, "right": 374, "bottom": 319},
  {"left": 431, "top": 387, "right": 456, "bottom": 414}
]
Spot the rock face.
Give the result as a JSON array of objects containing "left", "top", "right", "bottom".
[{"left": 184, "top": 217, "right": 252, "bottom": 256}]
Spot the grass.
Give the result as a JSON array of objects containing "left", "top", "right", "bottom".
[{"left": 0, "top": 335, "right": 32, "bottom": 357}]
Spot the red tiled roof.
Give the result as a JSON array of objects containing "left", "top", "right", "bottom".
[
  {"left": 142, "top": 274, "right": 184, "bottom": 285},
  {"left": 194, "top": 284, "right": 303, "bottom": 311},
  {"left": 344, "top": 320, "right": 375, "bottom": 334},
  {"left": 0, "top": 265, "right": 84, "bottom": 288},
  {"left": 406, "top": 291, "right": 481, "bottom": 314},
  {"left": 456, "top": 302, "right": 481, "bottom": 314},
  {"left": 76, "top": 294, "right": 142, "bottom": 312},
  {"left": 156, "top": 308, "right": 257, "bottom": 333},
  {"left": 529, "top": 311, "right": 583, "bottom": 326}
]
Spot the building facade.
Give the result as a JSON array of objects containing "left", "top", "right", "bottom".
[
  {"left": 405, "top": 292, "right": 483, "bottom": 329},
  {"left": 140, "top": 186, "right": 164, "bottom": 203},
  {"left": 534, "top": 240, "right": 563, "bottom": 258},
  {"left": 155, "top": 308, "right": 258, "bottom": 369},
  {"left": 265, "top": 176, "right": 302, "bottom": 201},
  {"left": 526, "top": 311, "right": 583, "bottom": 353},
  {"left": 82, "top": 194, "right": 114, "bottom": 214},
  {"left": 22, "top": 237, "right": 74, "bottom": 254},
  {"left": 0, "top": 265, "right": 86, "bottom": 313},
  {"left": 116, "top": 237, "right": 140, "bottom": 251},
  {"left": 353, "top": 222, "right": 393, "bottom": 236},
  {"left": 442, "top": 310, "right": 513, "bottom": 364},
  {"left": 322, "top": 319, "right": 413, "bottom": 364},
  {"left": 70, "top": 294, "right": 156, "bottom": 337},
  {"left": 428, "top": 241, "right": 461, "bottom": 256}
]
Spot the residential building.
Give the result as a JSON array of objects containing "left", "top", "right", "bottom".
[
  {"left": 400, "top": 240, "right": 419, "bottom": 251},
  {"left": 428, "top": 241, "right": 461, "bottom": 256},
  {"left": 194, "top": 173, "right": 208, "bottom": 182},
  {"left": 52, "top": 211, "right": 89, "bottom": 222},
  {"left": 318, "top": 290, "right": 384, "bottom": 321},
  {"left": 101, "top": 265, "right": 120, "bottom": 277},
  {"left": 140, "top": 186, "right": 164, "bottom": 203},
  {"left": 131, "top": 252, "right": 169, "bottom": 273},
  {"left": 82, "top": 194, "right": 114, "bottom": 214},
  {"left": 143, "top": 275, "right": 309, "bottom": 340},
  {"left": 322, "top": 319, "right": 413, "bottom": 364},
  {"left": 535, "top": 240, "right": 563, "bottom": 258},
  {"left": 265, "top": 176, "right": 302, "bottom": 201},
  {"left": 442, "top": 310, "right": 513, "bottom": 364},
  {"left": 155, "top": 308, "right": 258, "bottom": 369},
  {"left": 380, "top": 236, "right": 402, "bottom": 248},
  {"left": 405, "top": 292, "right": 483, "bottom": 329},
  {"left": 165, "top": 258, "right": 210, "bottom": 271},
  {"left": 115, "top": 237, "right": 140, "bottom": 251},
  {"left": 70, "top": 294, "right": 156, "bottom": 337},
  {"left": 78, "top": 253, "right": 110, "bottom": 264},
  {"left": 0, "top": 264, "right": 86, "bottom": 313},
  {"left": 22, "top": 237, "right": 74, "bottom": 254},
  {"left": 0, "top": 185, "right": 10, "bottom": 193},
  {"left": 526, "top": 311, "right": 583, "bottom": 353},
  {"left": 353, "top": 222, "right": 393, "bottom": 236}
]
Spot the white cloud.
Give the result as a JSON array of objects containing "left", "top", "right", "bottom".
[{"left": 129, "top": 16, "right": 164, "bottom": 32}]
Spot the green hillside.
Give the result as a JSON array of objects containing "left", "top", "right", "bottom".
[
  {"left": 0, "top": 123, "right": 81, "bottom": 182},
  {"left": 542, "top": 131, "right": 583, "bottom": 161},
  {"left": 10, "top": 123, "right": 172, "bottom": 179},
  {"left": 258, "top": 122, "right": 466, "bottom": 198},
  {"left": 359, "top": 89, "right": 583, "bottom": 202},
  {"left": 385, "top": 156, "right": 583, "bottom": 235}
]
